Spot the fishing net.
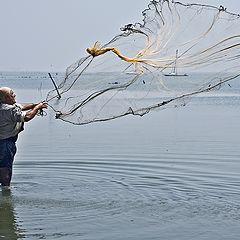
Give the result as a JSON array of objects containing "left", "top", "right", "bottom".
[{"left": 46, "top": 0, "right": 240, "bottom": 125}]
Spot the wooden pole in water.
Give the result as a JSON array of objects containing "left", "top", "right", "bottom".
[{"left": 48, "top": 72, "right": 61, "bottom": 99}]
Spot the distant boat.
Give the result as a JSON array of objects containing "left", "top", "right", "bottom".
[{"left": 164, "top": 50, "right": 188, "bottom": 77}]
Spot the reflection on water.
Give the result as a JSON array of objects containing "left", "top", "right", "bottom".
[
  {"left": 0, "top": 72, "right": 240, "bottom": 239},
  {"left": 0, "top": 190, "right": 24, "bottom": 239}
]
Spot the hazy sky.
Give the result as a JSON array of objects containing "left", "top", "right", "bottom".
[{"left": 1, "top": 0, "right": 239, "bottom": 72}]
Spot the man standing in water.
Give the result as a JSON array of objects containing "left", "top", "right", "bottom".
[{"left": 0, "top": 87, "right": 47, "bottom": 189}]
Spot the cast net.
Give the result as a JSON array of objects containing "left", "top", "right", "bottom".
[{"left": 46, "top": 0, "right": 240, "bottom": 125}]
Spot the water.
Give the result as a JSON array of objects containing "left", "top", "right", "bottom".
[{"left": 1, "top": 72, "right": 240, "bottom": 239}]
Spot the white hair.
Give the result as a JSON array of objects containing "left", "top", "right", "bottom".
[{"left": 0, "top": 87, "right": 12, "bottom": 103}]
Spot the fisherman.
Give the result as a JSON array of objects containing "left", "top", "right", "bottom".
[{"left": 0, "top": 87, "right": 47, "bottom": 190}]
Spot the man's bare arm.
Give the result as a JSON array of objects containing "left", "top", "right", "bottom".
[
  {"left": 20, "top": 103, "right": 37, "bottom": 111},
  {"left": 24, "top": 102, "right": 48, "bottom": 122}
]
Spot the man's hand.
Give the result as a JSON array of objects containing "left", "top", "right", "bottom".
[
  {"left": 24, "top": 101, "right": 48, "bottom": 122},
  {"left": 36, "top": 101, "right": 48, "bottom": 110}
]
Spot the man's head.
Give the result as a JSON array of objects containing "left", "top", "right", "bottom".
[{"left": 0, "top": 87, "right": 16, "bottom": 105}]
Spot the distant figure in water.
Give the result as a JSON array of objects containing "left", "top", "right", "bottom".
[{"left": 0, "top": 87, "right": 48, "bottom": 190}]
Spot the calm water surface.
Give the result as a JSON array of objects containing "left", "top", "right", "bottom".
[{"left": 1, "top": 73, "right": 240, "bottom": 239}]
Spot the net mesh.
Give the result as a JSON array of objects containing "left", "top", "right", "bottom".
[{"left": 46, "top": 0, "right": 240, "bottom": 125}]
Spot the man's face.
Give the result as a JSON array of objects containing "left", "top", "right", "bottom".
[{"left": 5, "top": 89, "right": 16, "bottom": 105}]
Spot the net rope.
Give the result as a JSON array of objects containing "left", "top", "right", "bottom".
[{"left": 46, "top": 0, "right": 240, "bottom": 125}]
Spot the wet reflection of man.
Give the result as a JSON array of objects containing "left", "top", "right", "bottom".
[{"left": 0, "top": 190, "right": 24, "bottom": 239}]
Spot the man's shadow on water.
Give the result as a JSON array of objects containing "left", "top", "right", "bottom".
[{"left": 0, "top": 189, "right": 25, "bottom": 239}]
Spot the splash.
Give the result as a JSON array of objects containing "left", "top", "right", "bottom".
[{"left": 47, "top": 0, "right": 240, "bottom": 125}]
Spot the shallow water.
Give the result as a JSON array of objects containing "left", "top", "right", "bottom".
[{"left": 1, "top": 73, "right": 240, "bottom": 239}]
